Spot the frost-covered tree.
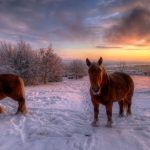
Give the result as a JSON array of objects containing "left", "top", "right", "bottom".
[
  {"left": 48, "top": 54, "right": 64, "bottom": 82},
  {"left": 0, "top": 40, "right": 64, "bottom": 85},
  {"left": 9, "top": 40, "right": 40, "bottom": 84},
  {"left": 13, "top": 41, "right": 32, "bottom": 75},
  {"left": 39, "top": 46, "right": 64, "bottom": 83},
  {"left": 0, "top": 41, "right": 16, "bottom": 73}
]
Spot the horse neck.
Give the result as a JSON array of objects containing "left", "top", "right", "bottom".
[{"left": 101, "top": 67, "right": 109, "bottom": 88}]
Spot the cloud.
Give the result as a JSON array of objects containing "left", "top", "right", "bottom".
[
  {"left": 96, "top": 45, "right": 122, "bottom": 49},
  {"left": 0, "top": 0, "right": 150, "bottom": 50},
  {"left": 103, "top": 6, "right": 150, "bottom": 46}
]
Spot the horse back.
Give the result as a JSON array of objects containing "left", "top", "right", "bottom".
[
  {"left": 0, "top": 74, "right": 25, "bottom": 99},
  {"left": 109, "top": 72, "right": 134, "bottom": 99}
]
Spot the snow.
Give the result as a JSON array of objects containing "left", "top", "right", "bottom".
[{"left": 0, "top": 76, "right": 150, "bottom": 150}]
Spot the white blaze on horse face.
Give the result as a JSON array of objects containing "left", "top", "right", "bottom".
[{"left": 99, "top": 66, "right": 103, "bottom": 84}]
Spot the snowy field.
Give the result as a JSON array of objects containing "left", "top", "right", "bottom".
[{"left": 0, "top": 76, "right": 150, "bottom": 150}]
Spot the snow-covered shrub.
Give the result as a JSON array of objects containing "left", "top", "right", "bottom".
[{"left": 0, "top": 40, "right": 64, "bottom": 85}]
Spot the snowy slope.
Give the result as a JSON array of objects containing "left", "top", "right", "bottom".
[{"left": 0, "top": 76, "right": 150, "bottom": 150}]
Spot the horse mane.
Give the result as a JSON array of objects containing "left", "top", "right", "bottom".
[{"left": 100, "top": 66, "right": 110, "bottom": 87}]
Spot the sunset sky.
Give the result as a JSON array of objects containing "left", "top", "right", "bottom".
[{"left": 0, "top": 0, "right": 150, "bottom": 62}]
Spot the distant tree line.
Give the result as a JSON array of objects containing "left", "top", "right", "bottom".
[
  {"left": 65, "top": 60, "right": 87, "bottom": 79},
  {"left": 0, "top": 40, "right": 64, "bottom": 85}
]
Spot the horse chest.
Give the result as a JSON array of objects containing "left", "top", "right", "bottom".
[
  {"left": 0, "top": 86, "right": 6, "bottom": 100},
  {"left": 99, "top": 98, "right": 109, "bottom": 105},
  {"left": 93, "top": 94, "right": 110, "bottom": 105}
]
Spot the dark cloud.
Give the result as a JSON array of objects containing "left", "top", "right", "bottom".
[
  {"left": 96, "top": 45, "right": 122, "bottom": 49},
  {"left": 103, "top": 6, "right": 150, "bottom": 45},
  {"left": 97, "top": 0, "right": 150, "bottom": 16}
]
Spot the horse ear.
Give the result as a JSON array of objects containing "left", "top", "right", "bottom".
[
  {"left": 86, "top": 58, "right": 91, "bottom": 67},
  {"left": 98, "top": 57, "right": 103, "bottom": 65}
]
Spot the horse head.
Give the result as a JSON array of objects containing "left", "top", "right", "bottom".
[{"left": 86, "top": 57, "right": 103, "bottom": 95}]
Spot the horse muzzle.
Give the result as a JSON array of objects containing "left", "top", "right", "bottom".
[{"left": 91, "top": 87, "right": 101, "bottom": 95}]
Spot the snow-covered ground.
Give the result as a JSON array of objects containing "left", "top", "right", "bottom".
[{"left": 0, "top": 76, "right": 150, "bottom": 150}]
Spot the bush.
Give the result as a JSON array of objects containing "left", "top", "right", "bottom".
[{"left": 0, "top": 40, "right": 64, "bottom": 85}]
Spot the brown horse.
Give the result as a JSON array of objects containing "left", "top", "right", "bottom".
[
  {"left": 0, "top": 74, "right": 27, "bottom": 115},
  {"left": 86, "top": 57, "right": 134, "bottom": 127}
]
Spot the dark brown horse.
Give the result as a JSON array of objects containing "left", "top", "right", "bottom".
[
  {"left": 0, "top": 74, "right": 27, "bottom": 115},
  {"left": 86, "top": 57, "right": 134, "bottom": 127}
]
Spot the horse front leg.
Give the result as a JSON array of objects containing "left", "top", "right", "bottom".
[
  {"left": 105, "top": 102, "right": 113, "bottom": 127},
  {"left": 16, "top": 97, "right": 27, "bottom": 115},
  {"left": 118, "top": 100, "right": 124, "bottom": 117},
  {"left": 0, "top": 105, "right": 5, "bottom": 113},
  {"left": 91, "top": 98, "right": 99, "bottom": 127}
]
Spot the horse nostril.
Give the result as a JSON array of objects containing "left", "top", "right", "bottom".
[{"left": 93, "top": 87, "right": 100, "bottom": 92}]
